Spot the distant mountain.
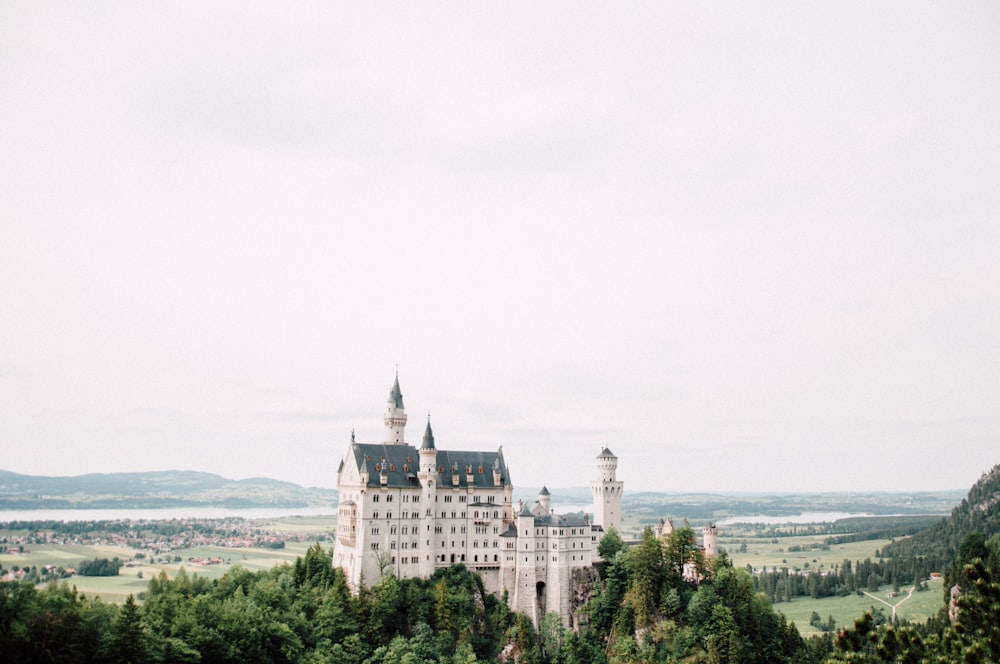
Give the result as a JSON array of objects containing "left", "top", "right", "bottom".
[{"left": 0, "top": 469, "right": 337, "bottom": 510}]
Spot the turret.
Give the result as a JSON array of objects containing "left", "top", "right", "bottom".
[
  {"left": 417, "top": 417, "right": 437, "bottom": 577},
  {"left": 702, "top": 523, "right": 719, "bottom": 558},
  {"left": 419, "top": 417, "right": 437, "bottom": 473},
  {"left": 537, "top": 486, "right": 551, "bottom": 514},
  {"left": 384, "top": 374, "right": 407, "bottom": 443},
  {"left": 591, "top": 446, "right": 624, "bottom": 532}
]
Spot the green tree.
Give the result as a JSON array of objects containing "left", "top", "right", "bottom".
[
  {"left": 598, "top": 526, "right": 624, "bottom": 560},
  {"left": 106, "top": 594, "right": 149, "bottom": 664}
]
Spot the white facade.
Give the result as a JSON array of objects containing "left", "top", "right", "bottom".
[{"left": 332, "top": 377, "right": 616, "bottom": 627}]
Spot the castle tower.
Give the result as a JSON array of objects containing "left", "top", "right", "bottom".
[
  {"left": 537, "top": 486, "right": 551, "bottom": 515},
  {"left": 702, "top": 523, "right": 719, "bottom": 558},
  {"left": 384, "top": 374, "right": 407, "bottom": 443},
  {"left": 591, "top": 447, "right": 623, "bottom": 532},
  {"left": 417, "top": 417, "right": 438, "bottom": 576}
]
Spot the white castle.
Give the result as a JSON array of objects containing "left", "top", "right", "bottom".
[{"left": 332, "top": 375, "right": 623, "bottom": 627}]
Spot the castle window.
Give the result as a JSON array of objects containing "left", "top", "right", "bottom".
[
  {"left": 372, "top": 526, "right": 379, "bottom": 535},
  {"left": 390, "top": 526, "right": 397, "bottom": 534},
  {"left": 459, "top": 495, "right": 466, "bottom": 503},
  {"left": 390, "top": 541, "right": 396, "bottom": 549},
  {"left": 386, "top": 512, "right": 392, "bottom": 519},
  {"left": 373, "top": 495, "right": 380, "bottom": 502},
  {"left": 402, "top": 495, "right": 408, "bottom": 502},
  {"left": 373, "top": 512, "right": 379, "bottom": 519},
  {"left": 386, "top": 495, "right": 393, "bottom": 502}
]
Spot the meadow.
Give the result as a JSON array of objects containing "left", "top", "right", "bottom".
[{"left": 724, "top": 527, "right": 948, "bottom": 634}]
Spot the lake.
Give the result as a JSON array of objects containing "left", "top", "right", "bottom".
[
  {"left": 0, "top": 506, "right": 338, "bottom": 522},
  {"left": 716, "top": 511, "right": 874, "bottom": 525}
]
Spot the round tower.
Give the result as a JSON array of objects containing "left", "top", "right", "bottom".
[
  {"left": 384, "top": 374, "right": 407, "bottom": 443},
  {"left": 590, "top": 447, "right": 624, "bottom": 532},
  {"left": 702, "top": 523, "right": 719, "bottom": 558},
  {"left": 417, "top": 417, "right": 437, "bottom": 577}
]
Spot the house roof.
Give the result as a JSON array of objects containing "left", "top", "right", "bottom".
[
  {"left": 346, "top": 442, "right": 511, "bottom": 489},
  {"left": 533, "top": 512, "right": 590, "bottom": 528}
]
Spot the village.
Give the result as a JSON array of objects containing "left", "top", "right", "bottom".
[{"left": 0, "top": 517, "right": 327, "bottom": 571}]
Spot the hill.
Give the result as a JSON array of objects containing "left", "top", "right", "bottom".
[
  {"left": 0, "top": 469, "right": 337, "bottom": 509},
  {"left": 883, "top": 463, "right": 1000, "bottom": 563}
]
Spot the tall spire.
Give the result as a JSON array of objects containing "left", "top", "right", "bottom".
[
  {"left": 389, "top": 372, "right": 404, "bottom": 409},
  {"left": 384, "top": 372, "right": 407, "bottom": 444},
  {"left": 421, "top": 416, "right": 435, "bottom": 450}
]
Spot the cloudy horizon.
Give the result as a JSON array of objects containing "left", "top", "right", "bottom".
[{"left": 1, "top": 2, "right": 998, "bottom": 494}]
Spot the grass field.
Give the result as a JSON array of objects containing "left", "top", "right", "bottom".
[
  {"left": 1, "top": 539, "right": 327, "bottom": 603},
  {"left": 771, "top": 578, "right": 945, "bottom": 636},
  {"left": 723, "top": 528, "right": 947, "bottom": 635},
  {"left": 726, "top": 533, "right": 898, "bottom": 572}
]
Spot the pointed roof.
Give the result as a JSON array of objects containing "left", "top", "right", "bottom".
[
  {"left": 597, "top": 446, "right": 616, "bottom": 458},
  {"left": 538, "top": 486, "right": 550, "bottom": 496},
  {"left": 421, "top": 418, "right": 435, "bottom": 450},
  {"left": 388, "top": 373, "right": 404, "bottom": 409}
]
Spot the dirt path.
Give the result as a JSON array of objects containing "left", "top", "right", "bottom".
[{"left": 861, "top": 585, "right": 916, "bottom": 621}]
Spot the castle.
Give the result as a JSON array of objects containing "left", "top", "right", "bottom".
[{"left": 332, "top": 375, "right": 623, "bottom": 627}]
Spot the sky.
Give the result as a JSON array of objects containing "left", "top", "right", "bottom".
[{"left": 1, "top": 2, "right": 998, "bottom": 494}]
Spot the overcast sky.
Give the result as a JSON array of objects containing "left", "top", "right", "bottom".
[{"left": 2, "top": 2, "right": 998, "bottom": 494}]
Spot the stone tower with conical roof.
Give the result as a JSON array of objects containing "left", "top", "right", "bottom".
[
  {"left": 384, "top": 373, "right": 407, "bottom": 443},
  {"left": 591, "top": 447, "right": 623, "bottom": 532}
]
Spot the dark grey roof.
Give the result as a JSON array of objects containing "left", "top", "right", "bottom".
[
  {"left": 421, "top": 419, "right": 435, "bottom": 450},
  {"left": 538, "top": 486, "right": 550, "bottom": 496},
  {"left": 388, "top": 375, "right": 404, "bottom": 409},
  {"left": 435, "top": 449, "right": 510, "bottom": 489},
  {"left": 347, "top": 442, "right": 511, "bottom": 489},
  {"left": 349, "top": 443, "right": 422, "bottom": 488},
  {"left": 533, "top": 513, "right": 590, "bottom": 528},
  {"left": 597, "top": 446, "right": 616, "bottom": 458}
]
